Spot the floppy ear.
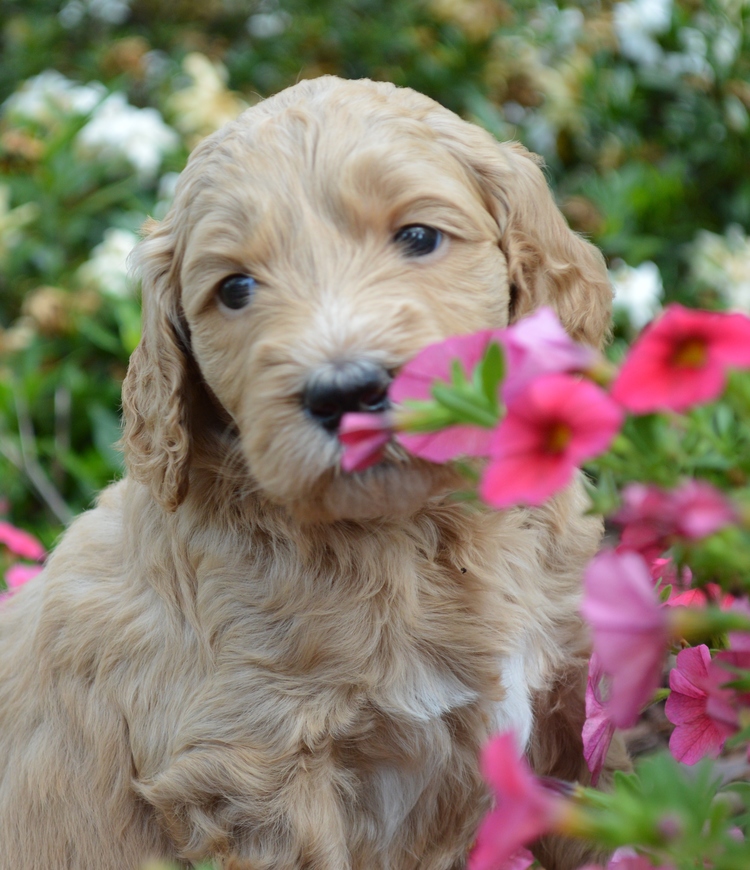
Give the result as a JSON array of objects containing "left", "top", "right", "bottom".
[
  {"left": 121, "top": 218, "right": 192, "bottom": 511},
  {"left": 491, "top": 142, "right": 612, "bottom": 348},
  {"left": 428, "top": 115, "right": 612, "bottom": 348}
]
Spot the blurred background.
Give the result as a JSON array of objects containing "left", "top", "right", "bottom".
[{"left": 0, "top": 0, "right": 749, "bottom": 548}]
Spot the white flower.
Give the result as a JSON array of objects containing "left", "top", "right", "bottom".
[
  {"left": 247, "top": 11, "right": 291, "bottom": 39},
  {"left": 690, "top": 225, "right": 750, "bottom": 312},
  {"left": 77, "top": 228, "right": 139, "bottom": 297},
  {"left": 614, "top": 0, "right": 672, "bottom": 67},
  {"left": 3, "top": 70, "right": 106, "bottom": 126},
  {"left": 610, "top": 260, "right": 664, "bottom": 329},
  {"left": 76, "top": 92, "right": 179, "bottom": 181},
  {"left": 59, "top": 0, "right": 131, "bottom": 26},
  {"left": 87, "top": 0, "right": 131, "bottom": 24}
]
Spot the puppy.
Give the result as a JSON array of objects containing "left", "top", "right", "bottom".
[{"left": 0, "top": 76, "right": 626, "bottom": 870}]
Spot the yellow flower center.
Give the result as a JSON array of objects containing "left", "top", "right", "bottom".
[
  {"left": 672, "top": 338, "right": 708, "bottom": 368},
  {"left": 546, "top": 422, "right": 572, "bottom": 454}
]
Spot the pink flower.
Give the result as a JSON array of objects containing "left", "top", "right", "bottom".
[
  {"left": 497, "top": 848, "right": 536, "bottom": 870},
  {"left": 339, "top": 412, "right": 393, "bottom": 472},
  {"left": 0, "top": 562, "right": 43, "bottom": 603},
  {"left": 5, "top": 563, "right": 42, "bottom": 589},
  {"left": 583, "top": 653, "right": 616, "bottom": 786},
  {"left": 0, "top": 521, "right": 45, "bottom": 561},
  {"left": 390, "top": 310, "right": 601, "bottom": 466},
  {"left": 670, "top": 479, "right": 738, "bottom": 539},
  {"left": 614, "top": 481, "right": 736, "bottom": 563},
  {"left": 390, "top": 331, "right": 497, "bottom": 404},
  {"left": 703, "top": 626, "right": 750, "bottom": 736},
  {"left": 397, "top": 425, "right": 493, "bottom": 464},
  {"left": 666, "top": 583, "right": 734, "bottom": 610},
  {"left": 500, "top": 307, "right": 599, "bottom": 402},
  {"left": 582, "top": 852, "right": 675, "bottom": 869},
  {"left": 611, "top": 304, "right": 750, "bottom": 413},
  {"left": 665, "top": 645, "right": 735, "bottom": 765},
  {"left": 581, "top": 549, "right": 667, "bottom": 728},
  {"left": 480, "top": 374, "right": 623, "bottom": 508},
  {"left": 650, "top": 557, "right": 693, "bottom": 591},
  {"left": 390, "top": 330, "right": 497, "bottom": 462},
  {"left": 468, "top": 732, "right": 565, "bottom": 870}
]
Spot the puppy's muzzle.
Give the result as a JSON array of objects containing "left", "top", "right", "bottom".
[{"left": 303, "top": 360, "right": 391, "bottom": 432}]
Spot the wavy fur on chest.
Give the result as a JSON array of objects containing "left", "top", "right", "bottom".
[{"left": 0, "top": 473, "right": 600, "bottom": 869}]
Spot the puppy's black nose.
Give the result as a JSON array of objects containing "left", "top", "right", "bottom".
[{"left": 303, "top": 361, "right": 391, "bottom": 432}]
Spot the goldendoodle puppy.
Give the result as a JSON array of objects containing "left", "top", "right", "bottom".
[{"left": 0, "top": 76, "right": 626, "bottom": 870}]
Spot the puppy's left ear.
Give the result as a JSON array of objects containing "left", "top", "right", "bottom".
[
  {"left": 431, "top": 118, "right": 612, "bottom": 348},
  {"left": 122, "top": 218, "right": 192, "bottom": 511}
]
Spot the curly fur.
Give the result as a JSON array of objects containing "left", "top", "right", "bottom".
[{"left": 0, "top": 77, "right": 627, "bottom": 870}]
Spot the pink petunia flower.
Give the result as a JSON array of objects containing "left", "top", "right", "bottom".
[
  {"left": 581, "top": 549, "right": 668, "bottom": 728},
  {"left": 339, "top": 412, "right": 394, "bottom": 472},
  {"left": 704, "top": 623, "right": 750, "bottom": 736},
  {"left": 0, "top": 561, "right": 43, "bottom": 603},
  {"left": 670, "top": 479, "right": 738, "bottom": 539},
  {"left": 583, "top": 653, "right": 616, "bottom": 786},
  {"left": 390, "top": 330, "right": 498, "bottom": 462},
  {"left": 5, "top": 563, "right": 43, "bottom": 589},
  {"left": 614, "top": 481, "right": 736, "bottom": 564},
  {"left": 650, "top": 557, "right": 693, "bottom": 591},
  {"left": 500, "top": 307, "right": 600, "bottom": 402},
  {"left": 581, "top": 851, "right": 675, "bottom": 869},
  {"left": 0, "top": 520, "right": 45, "bottom": 561},
  {"left": 389, "top": 331, "right": 497, "bottom": 404},
  {"left": 497, "top": 848, "right": 536, "bottom": 870},
  {"left": 480, "top": 373, "right": 623, "bottom": 509},
  {"left": 396, "top": 424, "right": 494, "bottom": 464},
  {"left": 666, "top": 582, "right": 734, "bottom": 610},
  {"left": 468, "top": 732, "right": 566, "bottom": 870},
  {"left": 611, "top": 304, "right": 750, "bottom": 413},
  {"left": 665, "top": 645, "right": 735, "bottom": 765},
  {"left": 390, "top": 310, "right": 602, "bottom": 466}
]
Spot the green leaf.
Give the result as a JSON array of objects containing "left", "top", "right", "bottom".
[
  {"left": 478, "top": 340, "right": 505, "bottom": 412},
  {"left": 430, "top": 382, "right": 498, "bottom": 428}
]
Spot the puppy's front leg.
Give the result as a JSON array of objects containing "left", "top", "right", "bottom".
[{"left": 136, "top": 741, "right": 352, "bottom": 870}]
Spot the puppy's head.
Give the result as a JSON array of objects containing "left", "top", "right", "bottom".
[{"left": 122, "top": 77, "right": 611, "bottom": 522}]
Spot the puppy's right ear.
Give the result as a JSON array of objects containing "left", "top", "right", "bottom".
[{"left": 122, "top": 218, "right": 191, "bottom": 511}]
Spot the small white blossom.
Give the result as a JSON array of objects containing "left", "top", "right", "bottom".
[
  {"left": 247, "top": 11, "right": 291, "bottom": 39},
  {"left": 3, "top": 70, "right": 106, "bottom": 126},
  {"left": 77, "top": 228, "right": 139, "bottom": 297},
  {"left": 614, "top": 0, "right": 672, "bottom": 68},
  {"left": 610, "top": 260, "right": 664, "bottom": 330},
  {"left": 87, "top": 0, "right": 131, "bottom": 24},
  {"left": 712, "top": 24, "right": 741, "bottom": 69},
  {"left": 690, "top": 225, "right": 750, "bottom": 312},
  {"left": 76, "top": 92, "right": 179, "bottom": 181}
]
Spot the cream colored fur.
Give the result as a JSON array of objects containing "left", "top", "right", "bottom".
[{"left": 0, "top": 77, "right": 627, "bottom": 870}]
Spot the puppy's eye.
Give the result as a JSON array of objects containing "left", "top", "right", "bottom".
[
  {"left": 217, "top": 274, "right": 257, "bottom": 310},
  {"left": 393, "top": 225, "right": 442, "bottom": 257}
]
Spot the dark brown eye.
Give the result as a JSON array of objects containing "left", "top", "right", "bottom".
[
  {"left": 217, "top": 274, "right": 257, "bottom": 310},
  {"left": 393, "top": 225, "right": 442, "bottom": 257}
]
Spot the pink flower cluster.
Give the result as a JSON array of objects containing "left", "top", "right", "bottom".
[
  {"left": 612, "top": 304, "right": 750, "bottom": 413},
  {"left": 666, "top": 629, "right": 750, "bottom": 765},
  {"left": 0, "top": 519, "right": 45, "bottom": 602},
  {"left": 614, "top": 481, "right": 736, "bottom": 564},
  {"left": 467, "top": 731, "right": 571, "bottom": 870},
  {"left": 341, "top": 308, "right": 622, "bottom": 508},
  {"left": 339, "top": 303, "right": 750, "bottom": 788}
]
